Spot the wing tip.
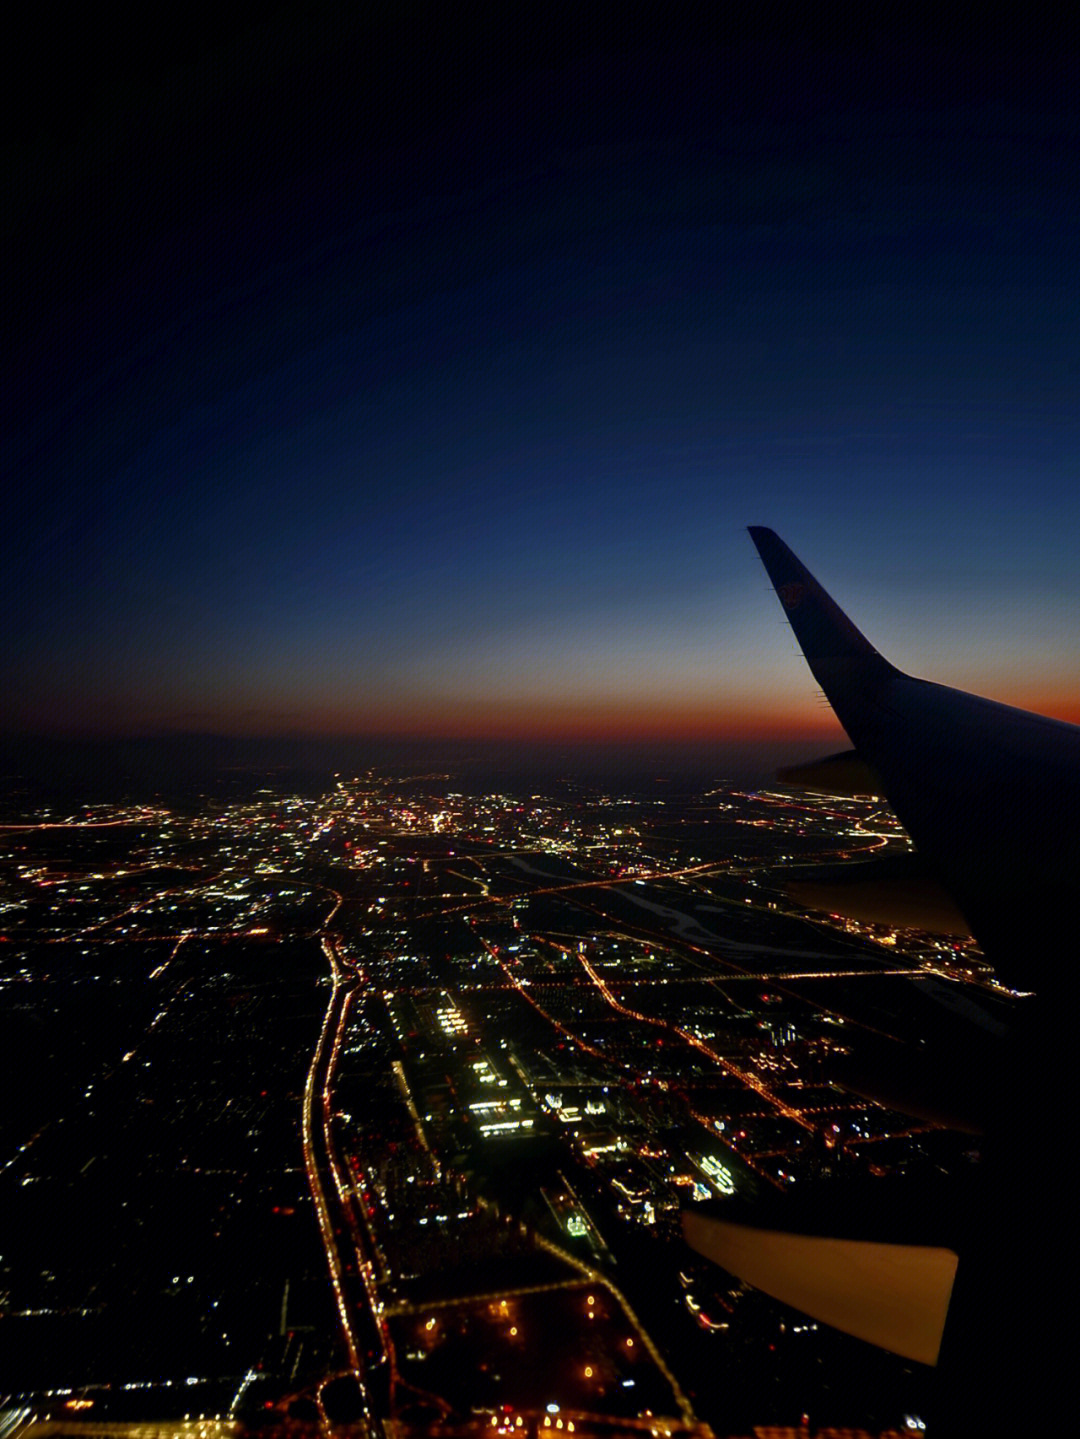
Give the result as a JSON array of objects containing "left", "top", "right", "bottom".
[{"left": 746, "top": 526, "right": 888, "bottom": 671}]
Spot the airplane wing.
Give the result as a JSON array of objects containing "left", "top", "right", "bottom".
[
  {"left": 682, "top": 529, "right": 1078, "bottom": 1429},
  {"left": 746, "top": 525, "right": 1080, "bottom": 992}
]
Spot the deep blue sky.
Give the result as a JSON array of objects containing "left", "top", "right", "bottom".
[{"left": 6, "top": 12, "right": 1080, "bottom": 773}]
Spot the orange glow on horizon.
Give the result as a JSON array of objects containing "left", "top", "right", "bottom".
[
  {"left": 20, "top": 680, "right": 1080, "bottom": 744},
  {"left": 223, "top": 677, "right": 1080, "bottom": 742},
  {"left": 145, "top": 698, "right": 849, "bottom": 746},
  {"left": 995, "top": 690, "right": 1080, "bottom": 728}
]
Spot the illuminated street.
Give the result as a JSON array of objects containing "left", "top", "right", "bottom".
[{"left": 0, "top": 770, "right": 974, "bottom": 1435}]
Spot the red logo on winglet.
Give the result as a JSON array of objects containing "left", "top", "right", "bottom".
[{"left": 777, "top": 581, "right": 805, "bottom": 609}]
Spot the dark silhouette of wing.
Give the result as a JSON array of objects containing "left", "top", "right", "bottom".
[
  {"left": 682, "top": 530, "right": 1080, "bottom": 1428},
  {"left": 747, "top": 526, "right": 1080, "bottom": 992}
]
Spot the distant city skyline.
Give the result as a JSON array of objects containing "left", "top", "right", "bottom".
[{"left": 7, "top": 16, "right": 1080, "bottom": 759}]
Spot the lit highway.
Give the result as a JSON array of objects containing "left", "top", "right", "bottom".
[{"left": 0, "top": 773, "right": 965, "bottom": 1433}]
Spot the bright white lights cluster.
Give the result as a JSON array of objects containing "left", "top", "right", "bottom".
[{"left": 697, "top": 1154, "right": 736, "bottom": 1195}]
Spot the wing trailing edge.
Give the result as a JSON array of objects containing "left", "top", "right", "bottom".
[{"left": 683, "top": 1210, "right": 957, "bottom": 1367}]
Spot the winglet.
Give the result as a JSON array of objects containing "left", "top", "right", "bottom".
[{"left": 748, "top": 528, "right": 901, "bottom": 705}]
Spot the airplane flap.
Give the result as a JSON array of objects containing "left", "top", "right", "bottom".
[
  {"left": 776, "top": 749, "right": 883, "bottom": 796},
  {"left": 682, "top": 1209, "right": 957, "bottom": 1367},
  {"left": 784, "top": 865, "right": 972, "bottom": 937}
]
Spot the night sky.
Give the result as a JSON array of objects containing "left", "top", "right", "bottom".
[{"left": 6, "top": 13, "right": 1080, "bottom": 776}]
